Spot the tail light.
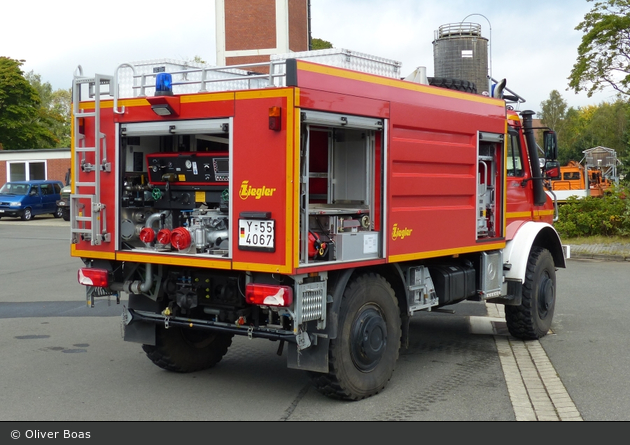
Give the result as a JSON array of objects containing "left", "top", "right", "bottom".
[
  {"left": 245, "top": 284, "right": 293, "bottom": 307},
  {"left": 78, "top": 268, "right": 109, "bottom": 287}
]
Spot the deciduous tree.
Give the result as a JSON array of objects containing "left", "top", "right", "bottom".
[
  {"left": 0, "top": 57, "right": 57, "bottom": 150},
  {"left": 569, "top": 0, "right": 630, "bottom": 97}
]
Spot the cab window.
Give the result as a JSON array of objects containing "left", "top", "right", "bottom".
[{"left": 506, "top": 131, "right": 524, "bottom": 177}]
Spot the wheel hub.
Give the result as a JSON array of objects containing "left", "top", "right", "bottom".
[
  {"left": 350, "top": 307, "right": 387, "bottom": 372},
  {"left": 538, "top": 274, "right": 555, "bottom": 319}
]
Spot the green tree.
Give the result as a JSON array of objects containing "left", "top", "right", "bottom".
[
  {"left": 0, "top": 57, "right": 57, "bottom": 150},
  {"left": 26, "top": 71, "right": 71, "bottom": 148},
  {"left": 557, "top": 100, "right": 630, "bottom": 182},
  {"left": 539, "top": 90, "right": 567, "bottom": 137},
  {"left": 561, "top": 106, "right": 593, "bottom": 164},
  {"left": 569, "top": 0, "right": 630, "bottom": 98},
  {"left": 311, "top": 38, "right": 333, "bottom": 50}
]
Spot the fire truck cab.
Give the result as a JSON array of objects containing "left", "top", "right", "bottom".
[{"left": 71, "top": 51, "right": 565, "bottom": 400}]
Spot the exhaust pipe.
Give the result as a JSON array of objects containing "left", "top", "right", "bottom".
[{"left": 521, "top": 110, "right": 547, "bottom": 206}]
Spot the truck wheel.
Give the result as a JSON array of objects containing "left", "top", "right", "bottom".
[
  {"left": 310, "top": 273, "right": 401, "bottom": 400},
  {"left": 54, "top": 206, "right": 63, "bottom": 218},
  {"left": 506, "top": 247, "right": 556, "bottom": 340},
  {"left": 428, "top": 76, "right": 477, "bottom": 94},
  {"left": 21, "top": 208, "right": 33, "bottom": 221},
  {"left": 142, "top": 327, "right": 233, "bottom": 373},
  {"left": 62, "top": 208, "right": 70, "bottom": 221}
]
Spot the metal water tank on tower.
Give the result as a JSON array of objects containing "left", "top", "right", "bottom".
[{"left": 433, "top": 23, "right": 489, "bottom": 95}]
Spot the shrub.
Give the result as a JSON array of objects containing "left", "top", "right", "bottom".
[{"left": 553, "top": 185, "right": 630, "bottom": 238}]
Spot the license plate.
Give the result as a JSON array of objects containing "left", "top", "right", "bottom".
[
  {"left": 238, "top": 219, "right": 275, "bottom": 252},
  {"left": 0, "top": 210, "right": 4, "bottom": 213}
]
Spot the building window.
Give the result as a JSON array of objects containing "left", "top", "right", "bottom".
[{"left": 7, "top": 161, "right": 46, "bottom": 181}]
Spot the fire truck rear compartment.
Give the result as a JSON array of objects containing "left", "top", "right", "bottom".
[{"left": 118, "top": 124, "right": 232, "bottom": 257}]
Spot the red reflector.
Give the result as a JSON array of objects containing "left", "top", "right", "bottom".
[
  {"left": 78, "top": 268, "right": 109, "bottom": 287},
  {"left": 245, "top": 284, "right": 293, "bottom": 307}
]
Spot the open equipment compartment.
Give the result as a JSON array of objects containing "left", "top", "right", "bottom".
[
  {"left": 299, "top": 111, "right": 384, "bottom": 265},
  {"left": 117, "top": 119, "right": 233, "bottom": 258}
]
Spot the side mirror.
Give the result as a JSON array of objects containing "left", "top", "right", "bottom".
[
  {"left": 545, "top": 161, "right": 561, "bottom": 180},
  {"left": 543, "top": 131, "right": 558, "bottom": 160}
]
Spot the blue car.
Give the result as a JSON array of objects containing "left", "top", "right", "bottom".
[{"left": 0, "top": 180, "right": 64, "bottom": 221}]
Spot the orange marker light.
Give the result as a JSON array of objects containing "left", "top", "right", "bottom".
[{"left": 269, "top": 106, "right": 281, "bottom": 131}]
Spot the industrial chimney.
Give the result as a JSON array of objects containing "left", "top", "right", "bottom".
[{"left": 215, "top": 0, "right": 310, "bottom": 67}]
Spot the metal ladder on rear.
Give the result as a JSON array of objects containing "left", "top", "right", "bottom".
[{"left": 70, "top": 72, "right": 113, "bottom": 246}]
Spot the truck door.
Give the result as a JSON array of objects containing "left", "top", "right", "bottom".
[{"left": 505, "top": 128, "right": 531, "bottom": 223}]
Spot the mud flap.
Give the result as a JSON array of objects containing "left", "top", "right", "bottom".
[
  {"left": 287, "top": 337, "right": 329, "bottom": 373},
  {"left": 122, "top": 293, "right": 159, "bottom": 345},
  {"left": 123, "top": 318, "right": 156, "bottom": 345},
  {"left": 486, "top": 280, "right": 523, "bottom": 306}
]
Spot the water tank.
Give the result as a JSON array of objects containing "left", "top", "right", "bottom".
[{"left": 432, "top": 23, "right": 489, "bottom": 95}]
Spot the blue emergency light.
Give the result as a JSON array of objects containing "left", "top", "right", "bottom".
[{"left": 155, "top": 73, "right": 173, "bottom": 96}]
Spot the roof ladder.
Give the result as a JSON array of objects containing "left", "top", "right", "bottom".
[{"left": 70, "top": 74, "right": 113, "bottom": 246}]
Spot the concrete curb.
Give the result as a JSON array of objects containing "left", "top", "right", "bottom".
[{"left": 567, "top": 244, "right": 630, "bottom": 262}]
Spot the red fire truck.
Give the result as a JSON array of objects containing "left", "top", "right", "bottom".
[{"left": 70, "top": 51, "right": 565, "bottom": 400}]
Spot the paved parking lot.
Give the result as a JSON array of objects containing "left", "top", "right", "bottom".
[{"left": 0, "top": 214, "right": 69, "bottom": 227}]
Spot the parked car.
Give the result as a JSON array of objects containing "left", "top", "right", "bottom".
[
  {"left": 56, "top": 168, "right": 71, "bottom": 221},
  {"left": 0, "top": 180, "right": 64, "bottom": 221}
]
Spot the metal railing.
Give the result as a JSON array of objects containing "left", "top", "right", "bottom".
[{"left": 111, "top": 60, "right": 289, "bottom": 114}]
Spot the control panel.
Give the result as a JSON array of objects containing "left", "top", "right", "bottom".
[{"left": 146, "top": 152, "right": 229, "bottom": 186}]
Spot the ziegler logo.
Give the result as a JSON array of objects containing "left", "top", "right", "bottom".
[
  {"left": 392, "top": 224, "right": 413, "bottom": 241},
  {"left": 239, "top": 181, "right": 277, "bottom": 200}
]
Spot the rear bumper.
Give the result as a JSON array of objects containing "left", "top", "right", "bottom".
[{"left": 124, "top": 307, "right": 298, "bottom": 343}]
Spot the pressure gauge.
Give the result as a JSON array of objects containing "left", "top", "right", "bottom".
[{"left": 185, "top": 160, "right": 192, "bottom": 169}]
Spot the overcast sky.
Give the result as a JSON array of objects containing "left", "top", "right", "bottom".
[{"left": 1, "top": 0, "right": 619, "bottom": 111}]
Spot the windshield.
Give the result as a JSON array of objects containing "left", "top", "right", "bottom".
[{"left": 0, "top": 183, "right": 30, "bottom": 195}]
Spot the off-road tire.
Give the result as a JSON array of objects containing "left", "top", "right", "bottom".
[
  {"left": 309, "top": 273, "right": 401, "bottom": 401},
  {"left": 142, "top": 327, "right": 233, "bottom": 373},
  {"left": 428, "top": 76, "right": 477, "bottom": 94},
  {"left": 506, "top": 247, "right": 556, "bottom": 340},
  {"left": 62, "top": 208, "right": 70, "bottom": 221}
]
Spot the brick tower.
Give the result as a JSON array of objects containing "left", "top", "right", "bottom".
[{"left": 215, "top": 0, "right": 310, "bottom": 66}]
